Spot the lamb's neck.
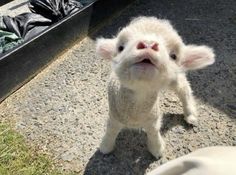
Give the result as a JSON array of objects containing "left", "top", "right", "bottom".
[{"left": 120, "top": 84, "right": 160, "bottom": 102}]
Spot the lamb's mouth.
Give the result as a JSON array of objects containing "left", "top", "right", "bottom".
[
  {"left": 134, "top": 57, "right": 156, "bottom": 67},
  {"left": 140, "top": 58, "right": 153, "bottom": 64}
]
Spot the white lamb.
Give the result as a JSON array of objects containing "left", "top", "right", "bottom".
[{"left": 96, "top": 16, "right": 215, "bottom": 158}]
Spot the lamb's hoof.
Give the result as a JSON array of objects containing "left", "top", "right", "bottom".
[
  {"left": 185, "top": 115, "right": 198, "bottom": 126},
  {"left": 99, "top": 142, "right": 114, "bottom": 154},
  {"left": 148, "top": 141, "right": 165, "bottom": 159}
]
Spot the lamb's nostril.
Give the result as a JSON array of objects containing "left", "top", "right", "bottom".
[
  {"left": 137, "top": 42, "right": 147, "bottom": 50},
  {"left": 151, "top": 43, "right": 159, "bottom": 51}
]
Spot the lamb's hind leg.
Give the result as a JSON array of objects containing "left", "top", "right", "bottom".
[
  {"left": 99, "top": 117, "right": 123, "bottom": 154},
  {"left": 171, "top": 74, "right": 198, "bottom": 125},
  {"left": 144, "top": 119, "right": 165, "bottom": 159}
]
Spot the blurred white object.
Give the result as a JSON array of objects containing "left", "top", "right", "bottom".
[{"left": 148, "top": 146, "right": 236, "bottom": 175}]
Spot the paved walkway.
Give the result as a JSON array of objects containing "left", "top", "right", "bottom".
[{"left": 0, "top": 0, "right": 235, "bottom": 174}]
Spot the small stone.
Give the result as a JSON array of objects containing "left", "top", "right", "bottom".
[
  {"left": 160, "top": 157, "right": 168, "bottom": 165},
  {"left": 227, "top": 104, "right": 236, "bottom": 110},
  {"left": 216, "top": 123, "right": 220, "bottom": 129},
  {"left": 164, "top": 102, "right": 170, "bottom": 107},
  {"left": 226, "top": 122, "right": 233, "bottom": 127},
  {"left": 193, "top": 127, "right": 198, "bottom": 133},
  {"left": 81, "top": 78, "right": 88, "bottom": 81},
  {"left": 227, "top": 104, "right": 236, "bottom": 114},
  {"left": 34, "top": 122, "right": 42, "bottom": 127},
  {"left": 32, "top": 116, "right": 38, "bottom": 120},
  {"left": 61, "top": 152, "right": 75, "bottom": 162},
  {"left": 172, "top": 126, "right": 185, "bottom": 134}
]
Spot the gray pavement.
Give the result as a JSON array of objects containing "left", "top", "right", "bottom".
[
  {"left": 0, "top": 0, "right": 236, "bottom": 174},
  {"left": 0, "top": 0, "right": 30, "bottom": 16}
]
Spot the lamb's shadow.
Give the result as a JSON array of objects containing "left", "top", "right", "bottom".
[
  {"left": 84, "top": 130, "right": 155, "bottom": 175},
  {"left": 161, "top": 113, "right": 193, "bottom": 134},
  {"left": 84, "top": 113, "right": 191, "bottom": 175}
]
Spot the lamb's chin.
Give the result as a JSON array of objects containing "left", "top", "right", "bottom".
[
  {"left": 132, "top": 62, "right": 156, "bottom": 70},
  {"left": 129, "top": 66, "right": 157, "bottom": 81}
]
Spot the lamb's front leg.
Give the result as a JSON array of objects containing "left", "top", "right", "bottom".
[
  {"left": 99, "top": 117, "right": 123, "bottom": 154},
  {"left": 171, "top": 74, "right": 198, "bottom": 125},
  {"left": 144, "top": 119, "right": 165, "bottom": 159}
]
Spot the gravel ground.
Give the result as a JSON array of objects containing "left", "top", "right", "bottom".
[
  {"left": 0, "top": 0, "right": 30, "bottom": 16},
  {"left": 0, "top": 0, "right": 236, "bottom": 174}
]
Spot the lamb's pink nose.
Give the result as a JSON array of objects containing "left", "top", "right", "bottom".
[
  {"left": 137, "top": 42, "right": 159, "bottom": 51},
  {"left": 151, "top": 43, "right": 159, "bottom": 51}
]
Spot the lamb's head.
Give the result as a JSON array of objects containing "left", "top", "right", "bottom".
[{"left": 96, "top": 17, "right": 215, "bottom": 90}]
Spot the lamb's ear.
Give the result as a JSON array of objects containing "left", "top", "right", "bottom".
[
  {"left": 96, "top": 38, "right": 117, "bottom": 60},
  {"left": 180, "top": 45, "right": 215, "bottom": 71}
]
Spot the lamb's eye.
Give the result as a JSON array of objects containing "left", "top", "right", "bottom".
[
  {"left": 118, "top": 45, "right": 124, "bottom": 52},
  {"left": 170, "top": 54, "right": 177, "bottom": 60}
]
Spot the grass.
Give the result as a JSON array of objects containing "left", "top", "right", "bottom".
[{"left": 0, "top": 123, "right": 69, "bottom": 175}]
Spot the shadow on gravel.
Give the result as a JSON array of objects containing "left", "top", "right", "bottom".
[
  {"left": 84, "top": 115, "right": 193, "bottom": 175},
  {"left": 89, "top": 0, "right": 236, "bottom": 119},
  {"left": 161, "top": 113, "right": 193, "bottom": 134},
  {"left": 84, "top": 130, "right": 156, "bottom": 175}
]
